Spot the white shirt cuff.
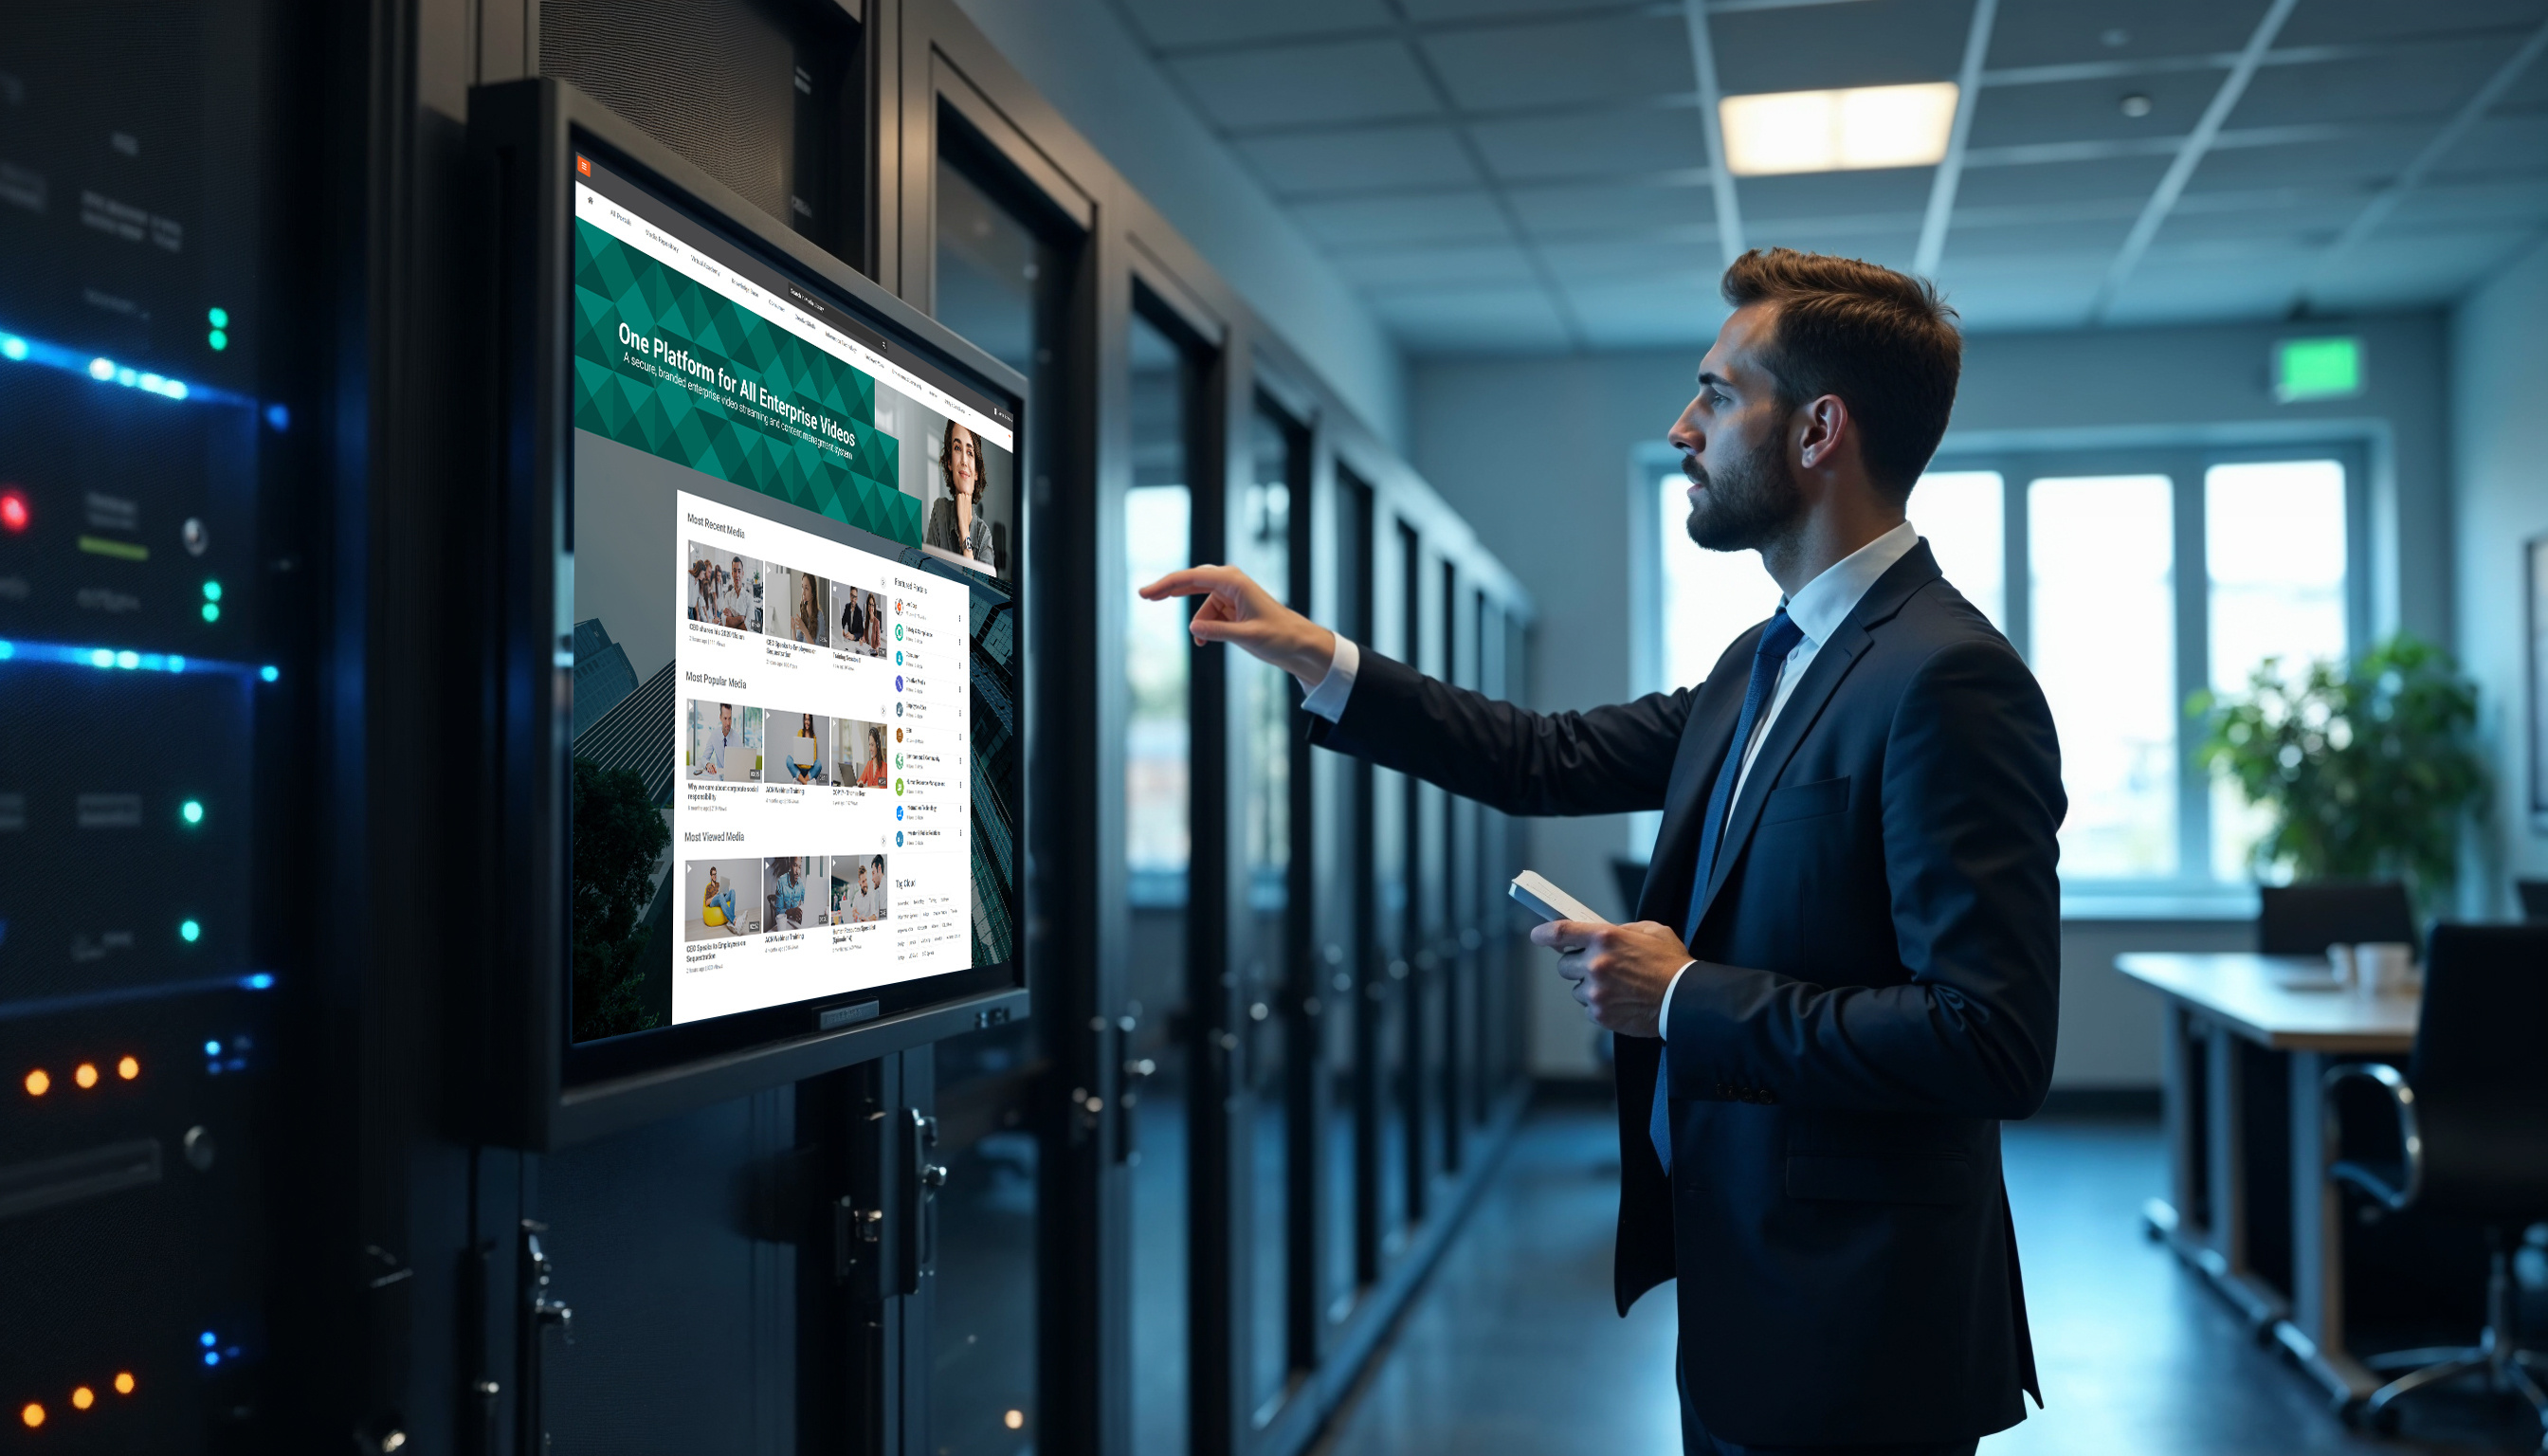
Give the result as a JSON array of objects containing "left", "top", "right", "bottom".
[
  {"left": 1657, "top": 959, "right": 1696, "bottom": 1041},
  {"left": 1300, "top": 633, "right": 1359, "bottom": 722}
]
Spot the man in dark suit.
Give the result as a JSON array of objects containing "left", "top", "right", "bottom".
[{"left": 1142, "top": 249, "right": 2064, "bottom": 1454}]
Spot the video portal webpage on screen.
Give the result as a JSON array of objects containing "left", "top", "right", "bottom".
[{"left": 567, "top": 155, "right": 1016, "bottom": 1044}]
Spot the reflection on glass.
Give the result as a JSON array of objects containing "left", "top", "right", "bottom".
[
  {"left": 1125, "top": 308, "right": 1192, "bottom": 1456},
  {"left": 929, "top": 148, "right": 1055, "bottom": 1456},
  {"left": 1658, "top": 469, "right": 1784, "bottom": 689},
  {"left": 1242, "top": 405, "right": 1295, "bottom": 1414},
  {"left": 2207, "top": 460, "right": 2347, "bottom": 881},
  {"left": 1325, "top": 474, "right": 1374, "bottom": 1324},
  {"left": 1913, "top": 471, "right": 2005, "bottom": 630},
  {"left": 2029, "top": 475, "right": 2176, "bottom": 879}
]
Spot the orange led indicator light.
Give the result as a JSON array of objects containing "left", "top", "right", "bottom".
[
  {"left": 70, "top": 1387, "right": 93, "bottom": 1411},
  {"left": 24, "top": 1068, "right": 48, "bottom": 1097},
  {"left": 117, "top": 1055, "right": 139, "bottom": 1081},
  {"left": 74, "top": 1062, "right": 100, "bottom": 1089},
  {"left": 113, "top": 1373, "right": 136, "bottom": 1396},
  {"left": 19, "top": 1402, "right": 43, "bottom": 1429}
]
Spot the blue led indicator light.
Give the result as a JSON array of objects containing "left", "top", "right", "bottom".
[
  {"left": 89, "top": 356, "right": 114, "bottom": 380},
  {"left": 264, "top": 403, "right": 289, "bottom": 432},
  {"left": 116, "top": 650, "right": 139, "bottom": 669},
  {"left": 202, "top": 580, "right": 222, "bottom": 602},
  {"left": 207, "top": 330, "right": 228, "bottom": 352},
  {"left": 208, "top": 307, "right": 229, "bottom": 329},
  {"left": 179, "top": 919, "right": 202, "bottom": 943},
  {"left": 201, "top": 603, "right": 221, "bottom": 623},
  {"left": 244, "top": 974, "right": 275, "bottom": 990},
  {"left": 181, "top": 800, "right": 205, "bottom": 825},
  {"left": 260, "top": 664, "right": 280, "bottom": 682},
  {"left": 204, "top": 1351, "right": 221, "bottom": 1367},
  {"left": 205, "top": 1041, "right": 222, "bottom": 1056},
  {"left": 200, "top": 1331, "right": 216, "bottom": 1348},
  {"left": 0, "top": 335, "right": 25, "bottom": 361}
]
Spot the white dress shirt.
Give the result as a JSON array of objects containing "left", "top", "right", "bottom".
[{"left": 1300, "top": 520, "right": 1922, "bottom": 1038}]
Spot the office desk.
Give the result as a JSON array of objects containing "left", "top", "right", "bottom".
[{"left": 2114, "top": 953, "right": 2417, "bottom": 1407}]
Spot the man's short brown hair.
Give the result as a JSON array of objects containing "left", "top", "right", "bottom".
[{"left": 1720, "top": 248, "right": 1961, "bottom": 499}]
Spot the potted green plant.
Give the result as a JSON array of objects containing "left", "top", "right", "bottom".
[{"left": 2192, "top": 633, "right": 2489, "bottom": 918}]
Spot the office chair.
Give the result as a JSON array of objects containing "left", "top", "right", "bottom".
[
  {"left": 2257, "top": 880, "right": 2416, "bottom": 956},
  {"left": 2518, "top": 880, "right": 2548, "bottom": 922},
  {"left": 2322, "top": 922, "right": 2548, "bottom": 1446}
]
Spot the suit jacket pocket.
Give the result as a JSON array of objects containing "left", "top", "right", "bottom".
[
  {"left": 1786, "top": 1154, "right": 1972, "bottom": 1206},
  {"left": 1760, "top": 774, "right": 1848, "bottom": 826}
]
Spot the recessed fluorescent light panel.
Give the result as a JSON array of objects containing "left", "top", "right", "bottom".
[{"left": 1719, "top": 82, "right": 1960, "bottom": 176}]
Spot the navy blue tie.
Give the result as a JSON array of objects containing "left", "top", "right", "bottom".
[{"left": 1651, "top": 606, "right": 1805, "bottom": 1173}]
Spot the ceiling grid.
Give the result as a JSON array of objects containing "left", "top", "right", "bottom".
[{"left": 1103, "top": 0, "right": 2548, "bottom": 353}]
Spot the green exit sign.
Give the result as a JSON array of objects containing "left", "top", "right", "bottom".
[{"left": 2274, "top": 336, "right": 2363, "bottom": 403}]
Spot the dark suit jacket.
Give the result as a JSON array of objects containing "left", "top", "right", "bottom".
[{"left": 1309, "top": 541, "right": 2064, "bottom": 1447}]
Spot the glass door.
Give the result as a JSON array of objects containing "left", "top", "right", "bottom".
[
  {"left": 927, "top": 128, "right": 1082, "bottom": 1456},
  {"left": 1125, "top": 300, "right": 1205, "bottom": 1456}
]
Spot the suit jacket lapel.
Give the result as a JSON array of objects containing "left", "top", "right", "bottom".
[{"left": 1687, "top": 542, "right": 1944, "bottom": 932}]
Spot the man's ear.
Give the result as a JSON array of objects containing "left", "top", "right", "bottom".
[{"left": 1795, "top": 394, "right": 1848, "bottom": 471}]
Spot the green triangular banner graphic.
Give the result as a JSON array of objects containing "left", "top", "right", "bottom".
[{"left": 572, "top": 220, "right": 915, "bottom": 545}]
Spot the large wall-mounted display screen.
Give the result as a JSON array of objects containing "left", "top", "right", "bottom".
[{"left": 565, "top": 146, "right": 1019, "bottom": 1057}]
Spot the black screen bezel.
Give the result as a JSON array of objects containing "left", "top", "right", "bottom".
[{"left": 555, "top": 124, "right": 1027, "bottom": 1094}]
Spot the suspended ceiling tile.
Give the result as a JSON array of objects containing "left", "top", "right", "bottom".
[
  {"left": 1966, "top": 71, "right": 2227, "bottom": 149},
  {"left": 1167, "top": 38, "right": 1440, "bottom": 132},
  {"left": 1564, "top": 275, "right": 1730, "bottom": 351},
  {"left": 2186, "top": 135, "right": 2424, "bottom": 193},
  {"left": 2231, "top": 44, "right": 2510, "bottom": 128},
  {"left": 1116, "top": 0, "right": 1396, "bottom": 50},
  {"left": 1332, "top": 241, "right": 1542, "bottom": 289},
  {"left": 1939, "top": 214, "right": 2138, "bottom": 259},
  {"left": 1953, "top": 154, "right": 2173, "bottom": 207},
  {"left": 2277, "top": 0, "right": 2548, "bottom": 49},
  {"left": 1506, "top": 180, "right": 1715, "bottom": 238},
  {"left": 2382, "top": 176, "right": 2548, "bottom": 229},
  {"left": 2102, "top": 258, "right": 2320, "bottom": 325},
  {"left": 1737, "top": 168, "right": 1937, "bottom": 223},
  {"left": 1940, "top": 278, "right": 2103, "bottom": 331},
  {"left": 1401, "top": 0, "right": 1655, "bottom": 19},
  {"left": 1984, "top": 0, "right": 2269, "bottom": 71},
  {"left": 1709, "top": 0, "right": 1972, "bottom": 95},
  {"left": 1374, "top": 284, "right": 1575, "bottom": 355},
  {"left": 2448, "top": 113, "right": 2548, "bottom": 170},
  {"left": 2307, "top": 227, "right": 2548, "bottom": 306},
  {"left": 1419, "top": 10, "right": 1695, "bottom": 112},
  {"left": 1467, "top": 105, "right": 1708, "bottom": 183},
  {"left": 1536, "top": 234, "right": 1723, "bottom": 282},
  {"left": 1290, "top": 189, "right": 1513, "bottom": 247},
  {"left": 1236, "top": 125, "right": 1482, "bottom": 195}
]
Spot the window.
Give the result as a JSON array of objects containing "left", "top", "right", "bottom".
[
  {"left": 2029, "top": 475, "right": 2178, "bottom": 878},
  {"left": 1645, "top": 448, "right": 2357, "bottom": 895},
  {"left": 2205, "top": 460, "right": 2347, "bottom": 879}
]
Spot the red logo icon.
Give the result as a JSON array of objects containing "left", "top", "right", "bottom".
[{"left": 575, "top": 155, "right": 592, "bottom": 177}]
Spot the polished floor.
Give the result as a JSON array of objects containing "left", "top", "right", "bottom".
[{"left": 1312, "top": 1101, "right": 2542, "bottom": 1456}]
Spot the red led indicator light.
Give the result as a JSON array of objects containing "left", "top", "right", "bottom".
[{"left": 0, "top": 488, "right": 28, "bottom": 534}]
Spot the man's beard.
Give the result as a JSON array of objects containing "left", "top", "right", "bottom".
[{"left": 1684, "top": 432, "right": 1804, "bottom": 553}]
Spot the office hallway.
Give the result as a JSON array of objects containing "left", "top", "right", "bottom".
[{"left": 1312, "top": 1101, "right": 2535, "bottom": 1456}]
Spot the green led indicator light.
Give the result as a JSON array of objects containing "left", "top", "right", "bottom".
[
  {"left": 201, "top": 602, "right": 221, "bottom": 623},
  {"left": 202, "top": 579, "right": 222, "bottom": 601},
  {"left": 180, "top": 919, "right": 202, "bottom": 943},
  {"left": 181, "top": 800, "right": 205, "bottom": 826},
  {"left": 207, "top": 330, "right": 228, "bottom": 352},
  {"left": 208, "top": 307, "right": 229, "bottom": 328},
  {"left": 2273, "top": 337, "right": 2362, "bottom": 403}
]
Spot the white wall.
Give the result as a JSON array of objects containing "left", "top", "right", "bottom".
[
  {"left": 2449, "top": 235, "right": 2548, "bottom": 907},
  {"left": 1413, "top": 312, "right": 2455, "bottom": 1082},
  {"left": 947, "top": 0, "right": 1408, "bottom": 450}
]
